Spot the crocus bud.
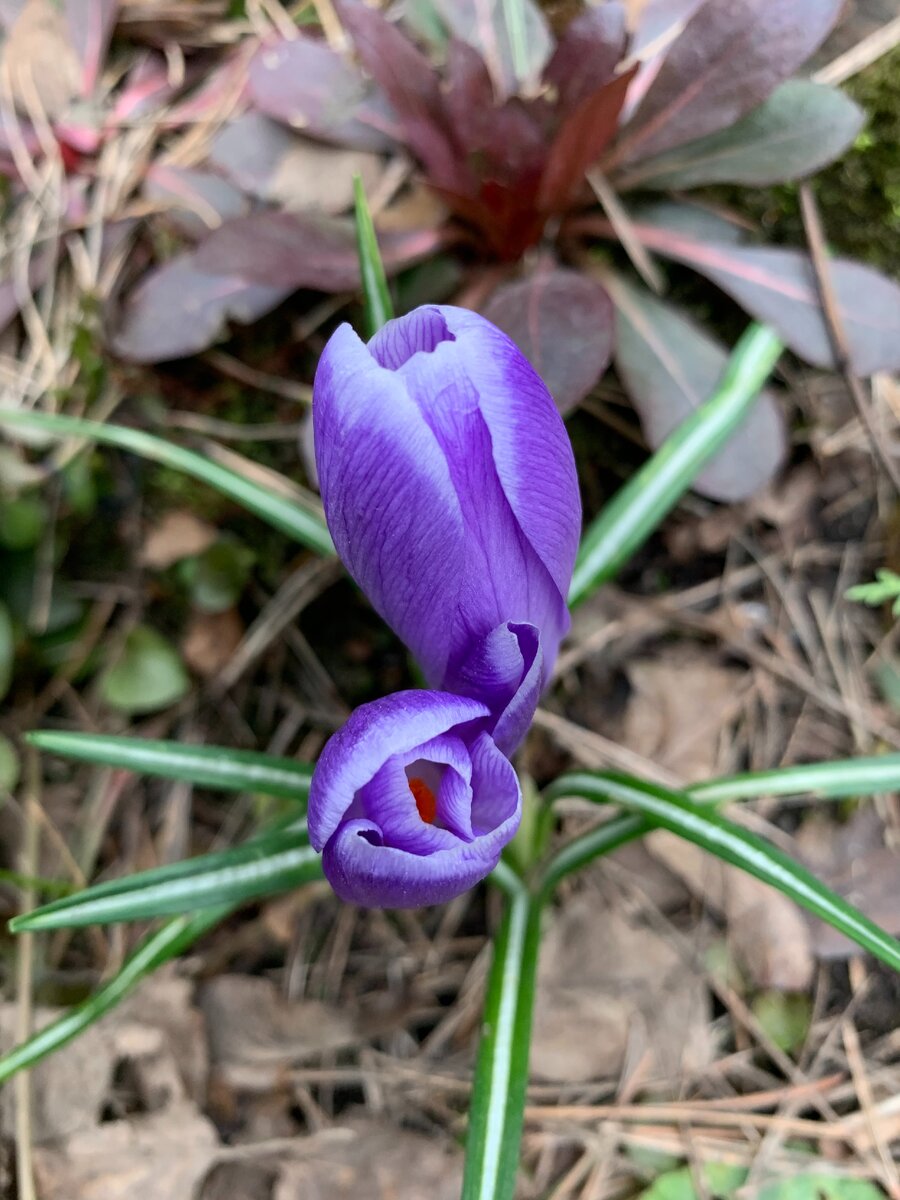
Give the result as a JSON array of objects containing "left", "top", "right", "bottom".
[
  {"left": 307, "top": 691, "right": 521, "bottom": 907},
  {"left": 314, "top": 304, "right": 580, "bottom": 748}
]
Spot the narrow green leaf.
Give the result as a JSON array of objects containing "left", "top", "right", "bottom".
[
  {"left": 354, "top": 174, "right": 393, "bottom": 337},
  {"left": 0, "top": 409, "right": 335, "bottom": 557},
  {"left": 462, "top": 874, "right": 543, "bottom": 1200},
  {"left": 26, "top": 730, "right": 313, "bottom": 801},
  {"left": 569, "top": 322, "right": 783, "bottom": 607},
  {"left": 541, "top": 754, "right": 900, "bottom": 894},
  {"left": 542, "top": 772, "right": 900, "bottom": 972},
  {"left": 10, "top": 827, "right": 320, "bottom": 930},
  {"left": 0, "top": 905, "right": 231, "bottom": 1085}
]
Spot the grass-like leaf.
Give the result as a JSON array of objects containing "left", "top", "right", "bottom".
[
  {"left": 462, "top": 870, "right": 543, "bottom": 1200},
  {"left": 354, "top": 173, "right": 394, "bottom": 336},
  {"left": 0, "top": 409, "right": 335, "bottom": 556},
  {"left": 0, "top": 904, "right": 232, "bottom": 1085},
  {"left": 542, "top": 771, "right": 900, "bottom": 972},
  {"left": 26, "top": 731, "right": 313, "bottom": 801},
  {"left": 10, "top": 825, "right": 320, "bottom": 931},
  {"left": 569, "top": 322, "right": 783, "bottom": 606}
]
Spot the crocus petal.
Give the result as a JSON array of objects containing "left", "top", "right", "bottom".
[
  {"left": 307, "top": 689, "right": 489, "bottom": 850},
  {"left": 310, "top": 689, "right": 521, "bottom": 908},
  {"left": 313, "top": 323, "right": 466, "bottom": 685},
  {"left": 446, "top": 621, "right": 544, "bottom": 755}
]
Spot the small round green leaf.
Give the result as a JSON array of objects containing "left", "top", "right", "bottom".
[{"left": 100, "top": 626, "right": 190, "bottom": 714}]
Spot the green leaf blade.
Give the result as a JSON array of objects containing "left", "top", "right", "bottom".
[
  {"left": 26, "top": 731, "right": 313, "bottom": 801},
  {"left": 354, "top": 174, "right": 394, "bottom": 336},
  {"left": 543, "top": 771, "right": 900, "bottom": 972}
]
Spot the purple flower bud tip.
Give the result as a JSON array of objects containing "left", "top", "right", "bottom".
[
  {"left": 308, "top": 691, "right": 521, "bottom": 908},
  {"left": 310, "top": 304, "right": 580, "bottom": 906}
]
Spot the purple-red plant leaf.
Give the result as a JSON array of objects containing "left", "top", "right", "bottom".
[
  {"left": 538, "top": 66, "right": 636, "bottom": 212},
  {"left": 143, "top": 163, "right": 250, "bottom": 240},
  {"left": 628, "top": 0, "right": 705, "bottom": 59},
  {"left": 616, "top": 81, "right": 864, "bottom": 191},
  {"left": 629, "top": 215, "right": 900, "bottom": 375},
  {"left": 193, "top": 211, "right": 441, "bottom": 291},
  {"left": 109, "top": 252, "right": 292, "bottom": 363},
  {"left": 64, "top": 0, "right": 119, "bottom": 95},
  {"left": 544, "top": 3, "right": 627, "bottom": 111},
  {"left": 207, "top": 111, "right": 381, "bottom": 215},
  {"left": 247, "top": 34, "right": 399, "bottom": 151},
  {"left": 444, "top": 38, "right": 544, "bottom": 182},
  {"left": 607, "top": 272, "right": 787, "bottom": 502},
  {"left": 431, "top": 0, "right": 553, "bottom": 98},
  {"left": 337, "top": 0, "right": 470, "bottom": 192},
  {"left": 481, "top": 267, "right": 614, "bottom": 414},
  {"left": 613, "top": 0, "right": 843, "bottom": 167}
]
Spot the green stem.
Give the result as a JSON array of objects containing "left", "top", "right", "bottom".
[
  {"left": 462, "top": 875, "right": 543, "bottom": 1200},
  {"left": 569, "top": 323, "right": 783, "bottom": 607}
]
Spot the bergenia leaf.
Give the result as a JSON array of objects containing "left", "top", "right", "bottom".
[
  {"left": 64, "top": 0, "right": 119, "bottom": 95},
  {"left": 432, "top": 0, "right": 552, "bottom": 99},
  {"left": 208, "top": 111, "right": 382, "bottom": 215},
  {"left": 628, "top": 0, "right": 705, "bottom": 59},
  {"left": 538, "top": 66, "right": 636, "bottom": 212},
  {"left": 628, "top": 214, "right": 900, "bottom": 376},
  {"left": 482, "top": 267, "right": 614, "bottom": 415},
  {"left": 613, "top": 0, "right": 843, "bottom": 166},
  {"left": 247, "top": 33, "right": 399, "bottom": 151},
  {"left": 337, "top": 0, "right": 470, "bottom": 192},
  {"left": 110, "top": 250, "right": 292, "bottom": 363},
  {"left": 143, "top": 163, "right": 249, "bottom": 239},
  {"left": 616, "top": 81, "right": 865, "bottom": 191},
  {"left": 544, "top": 3, "right": 627, "bottom": 111},
  {"left": 193, "top": 211, "right": 441, "bottom": 290},
  {"left": 607, "top": 271, "right": 787, "bottom": 501}
]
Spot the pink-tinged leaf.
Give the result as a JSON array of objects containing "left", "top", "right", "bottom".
[
  {"left": 194, "top": 211, "right": 442, "bottom": 291},
  {"left": 538, "top": 66, "right": 636, "bottom": 212},
  {"left": 163, "top": 42, "right": 253, "bottom": 128},
  {"left": 629, "top": 216, "right": 900, "bottom": 376},
  {"left": 607, "top": 272, "right": 787, "bottom": 502},
  {"left": 544, "top": 3, "right": 627, "bottom": 111},
  {"left": 247, "top": 34, "right": 399, "bottom": 151},
  {"left": 628, "top": 0, "right": 705, "bottom": 59},
  {"left": 111, "top": 52, "right": 179, "bottom": 124},
  {"left": 432, "top": 0, "right": 552, "bottom": 98},
  {"left": 109, "top": 252, "right": 292, "bottom": 363},
  {"left": 444, "top": 38, "right": 544, "bottom": 183},
  {"left": 143, "top": 163, "right": 250, "bottom": 239},
  {"left": 613, "top": 0, "right": 843, "bottom": 167},
  {"left": 616, "top": 81, "right": 864, "bottom": 191},
  {"left": 482, "top": 267, "right": 614, "bottom": 414},
  {"left": 337, "top": 0, "right": 470, "bottom": 192},
  {"left": 64, "top": 0, "right": 119, "bottom": 95}
]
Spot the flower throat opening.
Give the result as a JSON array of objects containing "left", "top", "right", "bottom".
[{"left": 407, "top": 776, "right": 437, "bottom": 824}]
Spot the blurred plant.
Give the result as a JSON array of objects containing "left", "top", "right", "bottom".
[
  {"left": 104, "top": 0, "right": 900, "bottom": 504},
  {"left": 846, "top": 568, "right": 900, "bottom": 618}
]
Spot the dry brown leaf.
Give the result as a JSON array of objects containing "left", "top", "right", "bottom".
[
  {"left": 531, "top": 895, "right": 714, "bottom": 1085},
  {"left": 797, "top": 807, "right": 900, "bottom": 958},
  {"left": 622, "top": 645, "right": 743, "bottom": 780},
  {"left": 0, "top": 0, "right": 81, "bottom": 118},
  {"left": 274, "top": 1119, "right": 462, "bottom": 1200},
  {"left": 140, "top": 510, "right": 217, "bottom": 569},
  {"left": 32, "top": 1102, "right": 219, "bottom": 1200},
  {"left": 182, "top": 607, "right": 245, "bottom": 677},
  {"left": 116, "top": 974, "right": 209, "bottom": 1107},
  {"left": 0, "top": 1005, "right": 115, "bottom": 1143},
  {"left": 200, "top": 975, "right": 357, "bottom": 1089},
  {"left": 270, "top": 144, "right": 382, "bottom": 215},
  {"left": 200, "top": 1162, "right": 278, "bottom": 1200}
]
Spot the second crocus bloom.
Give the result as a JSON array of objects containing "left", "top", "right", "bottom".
[{"left": 314, "top": 304, "right": 581, "bottom": 747}]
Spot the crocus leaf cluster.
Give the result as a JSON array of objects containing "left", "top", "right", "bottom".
[{"left": 309, "top": 304, "right": 581, "bottom": 906}]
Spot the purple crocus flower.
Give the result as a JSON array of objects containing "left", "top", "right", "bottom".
[
  {"left": 314, "top": 304, "right": 581, "bottom": 751},
  {"left": 307, "top": 690, "right": 521, "bottom": 907},
  {"left": 309, "top": 304, "right": 580, "bottom": 907}
]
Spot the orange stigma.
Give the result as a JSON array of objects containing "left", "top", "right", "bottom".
[{"left": 408, "top": 776, "right": 437, "bottom": 824}]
